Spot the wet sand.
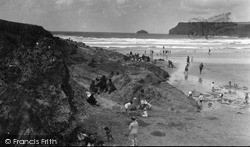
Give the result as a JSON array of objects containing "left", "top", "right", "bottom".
[{"left": 167, "top": 51, "right": 250, "bottom": 96}]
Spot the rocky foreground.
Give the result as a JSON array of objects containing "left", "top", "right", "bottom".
[{"left": 0, "top": 19, "right": 198, "bottom": 146}]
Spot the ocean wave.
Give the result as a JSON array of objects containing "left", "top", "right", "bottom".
[{"left": 55, "top": 34, "right": 250, "bottom": 50}]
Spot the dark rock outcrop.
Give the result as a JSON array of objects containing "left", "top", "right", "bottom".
[
  {"left": 0, "top": 19, "right": 199, "bottom": 146},
  {"left": 0, "top": 19, "right": 77, "bottom": 145},
  {"left": 136, "top": 30, "right": 148, "bottom": 34}
]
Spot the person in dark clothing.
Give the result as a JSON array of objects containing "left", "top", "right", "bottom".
[
  {"left": 99, "top": 75, "right": 107, "bottom": 92},
  {"left": 89, "top": 134, "right": 96, "bottom": 146},
  {"left": 199, "top": 63, "right": 204, "bottom": 74},
  {"left": 168, "top": 60, "right": 174, "bottom": 68},
  {"left": 88, "top": 58, "right": 97, "bottom": 68},
  {"left": 142, "top": 54, "right": 145, "bottom": 61},
  {"left": 184, "top": 64, "right": 189, "bottom": 73},
  {"left": 107, "top": 79, "right": 117, "bottom": 94},
  {"left": 90, "top": 80, "right": 98, "bottom": 94},
  {"left": 104, "top": 127, "right": 114, "bottom": 142},
  {"left": 96, "top": 140, "right": 104, "bottom": 146},
  {"left": 110, "top": 71, "right": 114, "bottom": 77},
  {"left": 187, "top": 56, "right": 190, "bottom": 63},
  {"left": 95, "top": 78, "right": 101, "bottom": 94},
  {"left": 147, "top": 56, "right": 150, "bottom": 62},
  {"left": 137, "top": 89, "right": 145, "bottom": 109},
  {"left": 86, "top": 92, "right": 99, "bottom": 107}
]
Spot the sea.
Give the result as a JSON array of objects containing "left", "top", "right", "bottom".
[
  {"left": 53, "top": 31, "right": 250, "bottom": 98},
  {"left": 52, "top": 31, "right": 250, "bottom": 54}
]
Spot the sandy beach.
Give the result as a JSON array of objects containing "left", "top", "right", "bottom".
[
  {"left": 104, "top": 47, "right": 250, "bottom": 146},
  {"left": 2, "top": 1, "right": 250, "bottom": 146},
  {"left": 130, "top": 50, "right": 250, "bottom": 146}
]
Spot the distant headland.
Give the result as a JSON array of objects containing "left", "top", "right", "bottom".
[
  {"left": 169, "top": 22, "right": 250, "bottom": 37},
  {"left": 136, "top": 30, "right": 148, "bottom": 34}
]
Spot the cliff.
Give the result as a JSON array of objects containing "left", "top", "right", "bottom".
[
  {"left": 169, "top": 22, "right": 250, "bottom": 37},
  {"left": 0, "top": 19, "right": 78, "bottom": 145},
  {"left": 0, "top": 19, "right": 198, "bottom": 146}
]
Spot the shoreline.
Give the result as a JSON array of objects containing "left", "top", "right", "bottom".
[{"left": 160, "top": 52, "right": 250, "bottom": 112}]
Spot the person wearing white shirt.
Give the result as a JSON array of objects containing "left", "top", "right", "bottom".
[
  {"left": 124, "top": 101, "right": 132, "bottom": 115},
  {"left": 142, "top": 107, "right": 148, "bottom": 117},
  {"left": 128, "top": 117, "right": 139, "bottom": 146}
]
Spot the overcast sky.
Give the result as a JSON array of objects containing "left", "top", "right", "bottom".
[{"left": 0, "top": 0, "right": 249, "bottom": 33}]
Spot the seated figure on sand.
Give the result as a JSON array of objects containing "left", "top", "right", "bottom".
[
  {"left": 130, "top": 97, "right": 140, "bottom": 111},
  {"left": 77, "top": 129, "right": 88, "bottom": 146},
  {"left": 245, "top": 93, "right": 249, "bottom": 105},
  {"left": 99, "top": 75, "right": 108, "bottom": 93},
  {"left": 168, "top": 60, "right": 174, "bottom": 68},
  {"left": 140, "top": 99, "right": 152, "bottom": 110},
  {"left": 188, "top": 91, "right": 193, "bottom": 99},
  {"left": 142, "top": 107, "right": 148, "bottom": 117},
  {"left": 107, "top": 79, "right": 117, "bottom": 94},
  {"left": 86, "top": 91, "right": 100, "bottom": 107},
  {"left": 219, "top": 93, "right": 223, "bottom": 101},
  {"left": 197, "top": 93, "right": 204, "bottom": 111},
  {"left": 90, "top": 80, "right": 98, "bottom": 94},
  {"left": 104, "top": 127, "right": 114, "bottom": 142}
]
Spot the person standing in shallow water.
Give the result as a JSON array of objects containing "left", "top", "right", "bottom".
[
  {"left": 199, "top": 63, "right": 204, "bottom": 74},
  {"left": 184, "top": 64, "right": 189, "bottom": 74},
  {"left": 186, "top": 56, "right": 190, "bottom": 63}
]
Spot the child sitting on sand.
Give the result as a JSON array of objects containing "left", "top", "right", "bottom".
[
  {"left": 188, "top": 91, "right": 193, "bottom": 99},
  {"left": 104, "top": 127, "right": 114, "bottom": 142},
  {"left": 142, "top": 107, "right": 148, "bottom": 117},
  {"left": 219, "top": 93, "right": 223, "bottom": 101}
]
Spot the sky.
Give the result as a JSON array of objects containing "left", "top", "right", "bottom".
[{"left": 0, "top": 0, "right": 249, "bottom": 33}]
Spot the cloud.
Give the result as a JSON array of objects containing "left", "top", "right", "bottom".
[
  {"left": 55, "top": 0, "right": 73, "bottom": 5},
  {"left": 181, "top": 0, "right": 242, "bottom": 10},
  {"left": 116, "top": 0, "right": 128, "bottom": 5},
  {"left": 180, "top": 0, "right": 250, "bottom": 21}
]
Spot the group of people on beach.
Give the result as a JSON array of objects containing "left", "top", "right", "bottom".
[
  {"left": 127, "top": 51, "right": 151, "bottom": 62},
  {"left": 76, "top": 125, "right": 116, "bottom": 146},
  {"left": 85, "top": 72, "right": 118, "bottom": 107},
  {"left": 123, "top": 89, "right": 152, "bottom": 146},
  {"left": 124, "top": 89, "right": 152, "bottom": 116},
  {"left": 184, "top": 55, "right": 204, "bottom": 74},
  {"left": 188, "top": 80, "right": 249, "bottom": 112},
  {"left": 89, "top": 73, "right": 117, "bottom": 95}
]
